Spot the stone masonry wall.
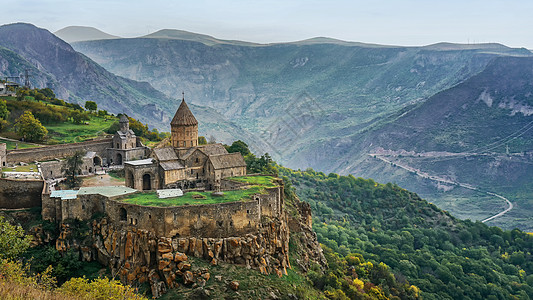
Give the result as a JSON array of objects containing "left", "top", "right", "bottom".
[
  {"left": 0, "top": 178, "right": 43, "bottom": 209},
  {"left": 6, "top": 138, "right": 112, "bottom": 163},
  {"left": 106, "top": 199, "right": 261, "bottom": 238},
  {"left": 43, "top": 184, "right": 283, "bottom": 239}
]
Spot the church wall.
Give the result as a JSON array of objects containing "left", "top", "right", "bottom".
[
  {"left": 6, "top": 138, "right": 113, "bottom": 164},
  {"left": 0, "top": 178, "right": 43, "bottom": 209},
  {"left": 124, "top": 163, "right": 159, "bottom": 190},
  {"left": 171, "top": 124, "right": 198, "bottom": 148},
  {"left": 162, "top": 168, "right": 185, "bottom": 185},
  {"left": 112, "top": 134, "right": 137, "bottom": 150}
]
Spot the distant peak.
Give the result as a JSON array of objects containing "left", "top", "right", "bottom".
[
  {"left": 422, "top": 42, "right": 510, "bottom": 51},
  {"left": 55, "top": 26, "right": 120, "bottom": 43}
]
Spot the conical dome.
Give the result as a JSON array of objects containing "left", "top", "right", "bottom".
[
  {"left": 119, "top": 114, "right": 129, "bottom": 123},
  {"left": 171, "top": 99, "right": 198, "bottom": 126}
]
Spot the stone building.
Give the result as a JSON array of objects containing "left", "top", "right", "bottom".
[
  {"left": 0, "top": 142, "right": 6, "bottom": 168},
  {"left": 171, "top": 98, "right": 198, "bottom": 148},
  {"left": 107, "top": 114, "right": 147, "bottom": 166},
  {"left": 124, "top": 98, "right": 247, "bottom": 191}
]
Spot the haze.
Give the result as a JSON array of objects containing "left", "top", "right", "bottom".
[{"left": 3, "top": 0, "right": 533, "bottom": 48}]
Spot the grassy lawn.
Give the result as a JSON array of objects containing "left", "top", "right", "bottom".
[
  {"left": 2, "top": 163, "right": 38, "bottom": 172},
  {"left": 120, "top": 186, "right": 266, "bottom": 207},
  {"left": 228, "top": 175, "right": 277, "bottom": 187},
  {"left": 0, "top": 138, "right": 40, "bottom": 150},
  {"left": 45, "top": 115, "right": 115, "bottom": 144}
]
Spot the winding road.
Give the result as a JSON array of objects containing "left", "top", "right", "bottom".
[{"left": 370, "top": 154, "right": 513, "bottom": 223}]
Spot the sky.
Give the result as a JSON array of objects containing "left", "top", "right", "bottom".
[{"left": 3, "top": 0, "right": 533, "bottom": 49}]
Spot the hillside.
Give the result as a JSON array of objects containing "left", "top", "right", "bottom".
[
  {"left": 72, "top": 33, "right": 530, "bottom": 169},
  {"left": 280, "top": 167, "right": 533, "bottom": 299},
  {"left": 339, "top": 56, "right": 533, "bottom": 230},
  {"left": 54, "top": 26, "right": 120, "bottom": 43},
  {"left": 0, "top": 23, "right": 254, "bottom": 144}
]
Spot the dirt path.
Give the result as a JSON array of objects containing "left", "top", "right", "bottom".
[{"left": 370, "top": 154, "right": 513, "bottom": 224}]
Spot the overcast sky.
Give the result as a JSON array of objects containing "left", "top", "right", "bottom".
[{"left": 3, "top": 0, "right": 533, "bottom": 48}]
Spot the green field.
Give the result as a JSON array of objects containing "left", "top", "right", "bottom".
[
  {"left": 45, "top": 115, "right": 115, "bottom": 144},
  {"left": 120, "top": 186, "right": 266, "bottom": 207},
  {"left": 0, "top": 138, "right": 40, "bottom": 150},
  {"left": 228, "top": 175, "right": 277, "bottom": 187},
  {"left": 2, "top": 163, "right": 38, "bottom": 172}
]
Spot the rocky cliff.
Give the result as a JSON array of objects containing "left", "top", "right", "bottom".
[{"left": 47, "top": 195, "right": 325, "bottom": 298}]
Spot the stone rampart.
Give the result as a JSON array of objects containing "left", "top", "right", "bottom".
[
  {"left": 43, "top": 185, "right": 283, "bottom": 239},
  {"left": 106, "top": 198, "right": 261, "bottom": 238},
  {"left": 6, "top": 138, "right": 113, "bottom": 163},
  {"left": 0, "top": 178, "right": 43, "bottom": 208}
]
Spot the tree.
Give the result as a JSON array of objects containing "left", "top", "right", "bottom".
[
  {"left": 71, "top": 110, "right": 90, "bottom": 124},
  {"left": 85, "top": 101, "right": 97, "bottom": 112},
  {"left": 0, "top": 216, "right": 32, "bottom": 259},
  {"left": 198, "top": 136, "right": 207, "bottom": 145},
  {"left": 62, "top": 151, "right": 84, "bottom": 188},
  {"left": 226, "top": 140, "right": 251, "bottom": 156},
  {"left": 0, "top": 99, "right": 8, "bottom": 120},
  {"left": 15, "top": 111, "right": 48, "bottom": 142},
  {"left": 39, "top": 88, "right": 55, "bottom": 98}
]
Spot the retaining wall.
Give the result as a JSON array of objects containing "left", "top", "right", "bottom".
[
  {"left": 6, "top": 138, "right": 113, "bottom": 163},
  {"left": 0, "top": 178, "right": 43, "bottom": 208}
]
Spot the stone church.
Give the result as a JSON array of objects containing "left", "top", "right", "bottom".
[{"left": 124, "top": 98, "right": 246, "bottom": 191}]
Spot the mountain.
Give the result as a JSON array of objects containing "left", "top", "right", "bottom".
[
  {"left": 140, "top": 29, "right": 260, "bottom": 46},
  {"left": 72, "top": 32, "right": 530, "bottom": 168},
  {"left": 71, "top": 29, "right": 533, "bottom": 230},
  {"left": 0, "top": 23, "right": 254, "bottom": 144},
  {"left": 342, "top": 56, "right": 533, "bottom": 230},
  {"left": 54, "top": 26, "right": 120, "bottom": 43}
]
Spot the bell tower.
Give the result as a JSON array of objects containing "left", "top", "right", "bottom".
[
  {"left": 119, "top": 114, "right": 129, "bottom": 133},
  {"left": 171, "top": 94, "right": 198, "bottom": 148}
]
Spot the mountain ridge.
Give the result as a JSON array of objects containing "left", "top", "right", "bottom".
[
  {"left": 55, "top": 25, "right": 120, "bottom": 43},
  {"left": 0, "top": 23, "right": 257, "bottom": 146}
]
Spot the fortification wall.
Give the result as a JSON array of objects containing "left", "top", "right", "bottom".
[
  {"left": 6, "top": 138, "right": 113, "bottom": 163},
  {"left": 106, "top": 199, "right": 261, "bottom": 238},
  {"left": 259, "top": 186, "right": 283, "bottom": 219},
  {"left": 0, "top": 178, "right": 43, "bottom": 208},
  {"left": 44, "top": 185, "right": 283, "bottom": 239},
  {"left": 42, "top": 193, "right": 106, "bottom": 222}
]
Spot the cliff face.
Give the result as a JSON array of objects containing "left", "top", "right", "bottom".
[{"left": 49, "top": 195, "right": 325, "bottom": 298}]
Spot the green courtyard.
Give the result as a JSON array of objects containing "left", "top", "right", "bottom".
[{"left": 119, "top": 175, "right": 277, "bottom": 207}]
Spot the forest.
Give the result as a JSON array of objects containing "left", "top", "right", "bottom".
[{"left": 279, "top": 166, "right": 533, "bottom": 299}]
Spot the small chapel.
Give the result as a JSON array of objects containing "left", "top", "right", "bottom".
[{"left": 124, "top": 97, "right": 247, "bottom": 191}]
